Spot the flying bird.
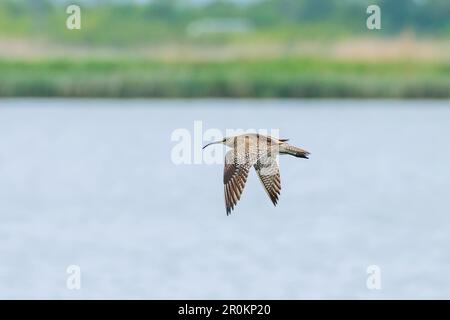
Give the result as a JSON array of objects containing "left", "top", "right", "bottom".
[{"left": 203, "top": 134, "right": 310, "bottom": 215}]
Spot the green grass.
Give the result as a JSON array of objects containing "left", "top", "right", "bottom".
[{"left": 0, "top": 58, "right": 449, "bottom": 98}]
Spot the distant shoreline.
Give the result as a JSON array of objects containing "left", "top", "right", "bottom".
[{"left": 0, "top": 57, "right": 448, "bottom": 98}]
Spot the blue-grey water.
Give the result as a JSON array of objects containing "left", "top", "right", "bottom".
[{"left": 0, "top": 99, "right": 449, "bottom": 299}]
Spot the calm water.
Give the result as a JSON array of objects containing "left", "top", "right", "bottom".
[{"left": 0, "top": 99, "right": 449, "bottom": 299}]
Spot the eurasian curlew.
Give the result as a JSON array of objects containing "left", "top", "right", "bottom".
[{"left": 203, "top": 133, "right": 310, "bottom": 215}]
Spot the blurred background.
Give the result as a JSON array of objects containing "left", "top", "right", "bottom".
[
  {"left": 1, "top": 0, "right": 450, "bottom": 300},
  {"left": 0, "top": 0, "right": 449, "bottom": 98}
]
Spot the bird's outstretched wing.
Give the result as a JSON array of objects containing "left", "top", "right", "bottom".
[
  {"left": 223, "top": 149, "right": 259, "bottom": 215},
  {"left": 254, "top": 155, "right": 281, "bottom": 206}
]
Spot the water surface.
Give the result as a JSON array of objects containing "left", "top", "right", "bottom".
[{"left": 0, "top": 99, "right": 449, "bottom": 299}]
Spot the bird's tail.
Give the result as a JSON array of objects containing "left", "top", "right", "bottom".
[{"left": 280, "top": 144, "right": 310, "bottom": 159}]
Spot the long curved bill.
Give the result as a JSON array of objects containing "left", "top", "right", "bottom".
[{"left": 202, "top": 140, "right": 222, "bottom": 149}]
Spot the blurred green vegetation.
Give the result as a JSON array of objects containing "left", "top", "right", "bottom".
[
  {"left": 1, "top": 58, "right": 448, "bottom": 98},
  {"left": 0, "top": 0, "right": 449, "bottom": 98},
  {"left": 0, "top": 0, "right": 449, "bottom": 45}
]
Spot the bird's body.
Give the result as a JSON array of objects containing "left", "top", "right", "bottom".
[{"left": 203, "top": 133, "right": 310, "bottom": 215}]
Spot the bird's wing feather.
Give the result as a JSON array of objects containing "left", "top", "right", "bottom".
[
  {"left": 223, "top": 149, "right": 259, "bottom": 215},
  {"left": 254, "top": 155, "right": 281, "bottom": 206}
]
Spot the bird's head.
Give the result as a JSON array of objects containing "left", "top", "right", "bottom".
[{"left": 202, "top": 138, "right": 226, "bottom": 150}]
